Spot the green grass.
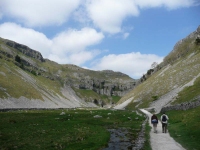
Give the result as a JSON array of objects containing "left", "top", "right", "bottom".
[
  {"left": 0, "top": 109, "right": 145, "bottom": 150},
  {"left": 74, "top": 89, "right": 121, "bottom": 104},
  {"left": 172, "top": 76, "right": 200, "bottom": 105},
  {"left": 166, "top": 107, "right": 200, "bottom": 150},
  {"left": 143, "top": 124, "right": 152, "bottom": 150},
  {"left": 0, "top": 59, "right": 64, "bottom": 100},
  {"left": 0, "top": 61, "right": 43, "bottom": 99},
  {"left": 111, "top": 95, "right": 121, "bottom": 104},
  {"left": 36, "top": 74, "right": 63, "bottom": 96}
]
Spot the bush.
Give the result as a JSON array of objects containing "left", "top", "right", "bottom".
[
  {"left": 15, "top": 55, "right": 21, "bottom": 63},
  {"left": 147, "top": 69, "right": 154, "bottom": 75},
  {"left": 31, "top": 70, "right": 37, "bottom": 76},
  {"left": 195, "top": 37, "right": 200, "bottom": 45}
]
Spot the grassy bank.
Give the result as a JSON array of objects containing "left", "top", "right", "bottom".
[
  {"left": 167, "top": 107, "right": 200, "bottom": 150},
  {"left": 0, "top": 109, "right": 144, "bottom": 150},
  {"left": 143, "top": 124, "right": 152, "bottom": 150}
]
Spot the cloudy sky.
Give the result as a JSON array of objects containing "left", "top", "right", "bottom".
[{"left": 0, "top": 0, "right": 199, "bottom": 79}]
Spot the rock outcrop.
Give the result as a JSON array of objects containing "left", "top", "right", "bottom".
[{"left": 5, "top": 40, "right": 45, "bottom": 62}]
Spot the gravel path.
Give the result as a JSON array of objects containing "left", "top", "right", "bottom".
[{"left": 140, "top": 109, "right": 186, "bottom": 150}]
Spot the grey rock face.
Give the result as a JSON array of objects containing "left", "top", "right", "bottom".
[
  {"left": 68, "top": 76, "right": 136, "bottom": 97},
  {"left": 6, "top": 40, "right": 45, "bottom": 62}
]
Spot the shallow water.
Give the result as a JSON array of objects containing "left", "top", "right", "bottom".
[
  {"left": 103, "top": 128, "right": 134, "bottom": 150},
  {"left": 103, "top": 118, "right": 147, "bottom": 150}
]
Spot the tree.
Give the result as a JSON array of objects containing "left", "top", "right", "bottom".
[{"left": 151, "top": 62, "right": 158, "bottom": 69}]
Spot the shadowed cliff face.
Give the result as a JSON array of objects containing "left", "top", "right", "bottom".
[{"left": 0, "top": 37, "right": 136, "bottom": 108}]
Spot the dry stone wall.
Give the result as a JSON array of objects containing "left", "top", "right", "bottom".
[{"left": 161, "top": 98, "right": 200, "bottom": 113}]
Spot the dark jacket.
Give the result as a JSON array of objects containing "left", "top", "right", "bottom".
[{"left": 151, "top": 114, "right": 158, "bottom": 124}]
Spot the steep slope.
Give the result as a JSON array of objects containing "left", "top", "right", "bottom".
[
  {"left": 117, "top": 25, "right": 200, "bottom": 111},
  {"left": 0, "top": 37, "right": 136, "bottom": 109}
]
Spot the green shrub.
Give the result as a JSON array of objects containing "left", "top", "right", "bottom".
[
  {"left": 152, "top": 95, "right": 158, "bottom": 101},
  {"left": 31, "top": 70, "right": 37, "bottom": 76}
]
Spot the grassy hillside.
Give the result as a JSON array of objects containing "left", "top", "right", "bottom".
[
  {"left": 171, "top": 75, "right": 200, "bottom": 105},
  {"left": 0, "top": 56, "right": 68, "bottom": 100},
  {"left": 0, "top": 37, "right": 135, "bottom": 107},
  {"left": 0, "top": 59, "right": 44, "bottom": 100},
  {"left": 119, "top": 26, "right": 200, "bottom": 110}
]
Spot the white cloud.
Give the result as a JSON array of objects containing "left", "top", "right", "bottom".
[
  {"left": 91, "top": 52, "right": 163, "bottom": 79},
  {"left": 134, "top": 0, "right": 196, "bottom": 9},
  {"left": 51, "top": 27, "right": 104, "bottom": 65},
  {"left": 85, "top": 0, "right": 196, "bottom": 34},
  {"left": 86, "top": 0, "right": 139, "bottom": 34},
  {"left": 52, "top": 27, "right": 104, "bottom": 55},
  {"left": 43, "top": 49, "right": 100, "bottom": 65},
  {"left": 69, "top": 50, "right": 100, "bottom": 65},
  {"left": 0, "top": 22, "right": 104, "bottom": 65},
  {"left": 0, "top": 0, "right": 81, "bottom": 27},
  {"left": 123, "top": 32, "right": 130, "bottom": 39},
  {"left": 0, "top": 0, "right": 196, "bottom": 34},
  {"left": 0, "top": 22, "right": 52, "bottom": 57}
]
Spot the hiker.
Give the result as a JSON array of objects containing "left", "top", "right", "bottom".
[
  {"left": 151, "top": 113, "right": 158, "bottom": 133},
  {"left": 161, "top": 112, "right": 169, "bottom": 133}
]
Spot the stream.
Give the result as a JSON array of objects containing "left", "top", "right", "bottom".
[{"left": 102, "top": 117, "right": 147, "bottom": 150}]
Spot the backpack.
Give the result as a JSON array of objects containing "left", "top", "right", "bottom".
[
  {"left": 162, "top": 115, "right": 167, "bottom": 122},
  {"left": 152, "top": 119, "right": 158, "bottom": 124}
]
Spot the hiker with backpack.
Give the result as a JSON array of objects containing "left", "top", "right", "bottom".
[
  {"left": 161, "top": 112, "right": 169, "bottom": 133},
  {"left": 151, "top": 113, "right": 158, "bottom": 133}
]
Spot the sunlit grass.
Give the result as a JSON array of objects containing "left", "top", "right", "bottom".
[
  {"left": 167, "top": 107, "right": 200, "bottom": 150},
  {"left": 172, "top": 76, "right": 200, "bottom": 105},
  {"left": 0, "top": 61, "right": 43, "bottom": 100}
]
